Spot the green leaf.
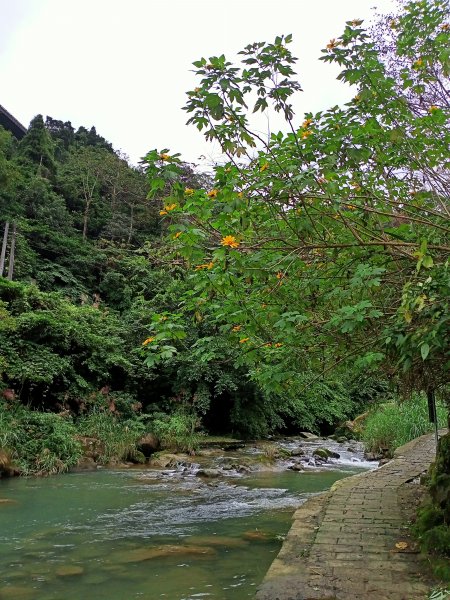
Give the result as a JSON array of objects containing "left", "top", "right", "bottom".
[{"left": 420, "top": 343, "right": 430, "bottom": 361}]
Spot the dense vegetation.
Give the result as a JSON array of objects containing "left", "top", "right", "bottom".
[{"left": 0, "top": 0, "right": 448, "bottom": 480}]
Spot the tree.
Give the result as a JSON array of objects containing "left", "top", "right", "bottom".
[
  {"left": 143, "top": 1, "right": 449, "bottom": 415},
  {"left": 18, "top": 115, "right": 56, "bottom": 177}
]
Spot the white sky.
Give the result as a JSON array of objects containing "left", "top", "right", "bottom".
[{"left": 1, "top": 0, "right": 395, "bottom": 165}]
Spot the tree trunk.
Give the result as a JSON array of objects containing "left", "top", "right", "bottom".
[
  {"left": 0, "top": 221, "right": 9, "bottom": 277},
  {"left": 7, "top": 222, "right": 16, "bottom": 281},
  {"left": 128, "top": 205, "right": 134, "bottom": 244},
  {"left": 82, "top": 198, "right": 91, "bottom": 241}
]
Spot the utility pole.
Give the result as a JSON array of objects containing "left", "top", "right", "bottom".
[
  {"left": 7, "top": 222, "right": 16, "bottom": 281},
  {"left": 0, "top": 221, "right": 9, "bottom": 277}
]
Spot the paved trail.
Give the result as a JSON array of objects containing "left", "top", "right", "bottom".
[{"left": 256, "top": 432, "right": 441, "bottom": 600}]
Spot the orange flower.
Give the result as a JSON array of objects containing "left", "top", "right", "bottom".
[
  {"left": 221, "top": 235, "right": 239, "bottom": 248},
  {"left": 142, "top": 337, "right": 155, "bottom": 346},
  {"left": 195, "top": 262, "right": 215, "bottom": 271},
  {"left": 274, "top": 343, "right": 283, "bottom": 348},
  {"left": 326, "top": 38, "right": 338, "bottom": 50},
  {"left": 239, "top": 337, "right": 250, "bottom": 344},
  {"left": 159, "top": 210, "right": 168, "bottom": 216},
  {"left": 173, "top": 232, "right": 182, "bottom": 239},
  {"left": 164, "top": 203, "right": 177, "bottom": 212},
  {"left": 302, "top": 118, "right": 313, "bottom": 129},
  {"left": 232, "top": 325, "right": 242, "bottom": 332},
  {"left": 301, "top": 130, "right": 313, "bottom": 139},
  {"left": 441, "top": 23, "right": 449, "bottom": 31},
  {"left": 207, "top": 189, "right": 218, "bottom": 198}
]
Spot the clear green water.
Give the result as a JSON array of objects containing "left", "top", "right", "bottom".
[{"left": 0, "top": 466, "right": 365, "bottom": 599}]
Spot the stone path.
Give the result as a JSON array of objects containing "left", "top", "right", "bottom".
[{"left": 256, "top": 432, "right": 442, "bottom": 600}]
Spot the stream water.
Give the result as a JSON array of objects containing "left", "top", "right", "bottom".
[{"left": 0, "top": 439, "right": 375, "bottom": 600}]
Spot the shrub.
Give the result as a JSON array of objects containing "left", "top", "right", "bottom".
[
  {"left": 76, "top": 410, "right": 145, "bottom": 464},
  {"left": 361, "top": 393, "right": 447, "bottom": 457},
  {"left": 0, "top": 402, "right": 82, "bottom": 475},
  {"left": 151, "top": 410, "right": 203, "bottom": 453}
]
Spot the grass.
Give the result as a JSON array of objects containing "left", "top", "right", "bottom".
[
  {"left": 362, "top": 393, "right": 447, "bottom": 457},
  {"left": 76, "top": 410, "right": 145, "bottom": 464},
  {"left": 0, "top": 402, "right": 82, "bottom": 475}
]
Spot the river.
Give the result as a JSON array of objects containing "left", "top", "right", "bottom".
[{"left": 0, "top": 438, "right": 374, "bottom": 600}]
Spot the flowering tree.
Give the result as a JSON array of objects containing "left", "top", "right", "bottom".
[{"left": 143, "top": 0, "right": 449, "bottom": 416}]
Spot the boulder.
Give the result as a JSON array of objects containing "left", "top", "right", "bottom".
[
  {"left": 290, "top": 448, "right": 305, "bottom": 457},
  {"left": 116, "top": 545, "right": 216, "bottom": 563},
  {"left": 299, "top": 432, "right": 320, "bottom": 440},
  {"left": 148, "top": 453, "right": 182, "bottom": 469},
  {"left": 137, "top": 433, "right": 160, "bottom": 457},
  {"left": 196, "top": 468, "right": 221, "bottom": 478},
  {"left": 0, "top": 449, "right": 19, "bottom": 477},
  {"left": 75, "top": 436, "right": 105, "bottom": 461},
  {"left": 55, "top": 565, "right": 84, "bottom": 577},
  {"left": 313, "top": 448, "right": 340, "bottom": 460}
]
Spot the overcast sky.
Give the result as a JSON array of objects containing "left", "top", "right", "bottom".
[{"left": 1, "top": 0, "right": 395, "bottom": 165}]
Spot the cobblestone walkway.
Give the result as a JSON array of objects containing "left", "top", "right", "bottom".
[{"left": 256, "top": 432, "right": 442, "bottom": 600}]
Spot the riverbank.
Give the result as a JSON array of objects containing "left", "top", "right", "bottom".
[{"left": 256, "top": 431, "right": 445, "bottom": 600}]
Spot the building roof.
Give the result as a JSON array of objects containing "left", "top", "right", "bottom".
[{"left": 0, "top": 104, "right": 27, "bottom": 140}]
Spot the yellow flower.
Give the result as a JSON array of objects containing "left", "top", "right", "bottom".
[
  {"left": 350, "top": 182, "right": 362, "bottom": 191},
  {"left": 274, "top": 343, "right": 283, "bottom": 348},
  {"left": 142, "top": 337, "right": 155, "bottom": 346},
  {"left": 346, "top": 204, "right": 357, "bottom": 210},
  {"left": 428, "top": 105, "right": 439, "bottom": 113},
  {"left": 351, "top": 19, "right": 363, "bottom": 26},
  {"left": 260, "top": 162, "right": 269, "bottom": 172},
  {"left": 194, "top": 87, "right": 201, "bottom": 93},
  {"left": 207, "top": 189, "right": 218, "bottom": 198},
  {"left": 173, "top": 232, "right": 182, "bottom": 239},
  {"left": 414, "top": 58, "right": 423, "bottom": 68},
  {"left": 184, "top": 188, "right": 194, "bottom": 196},
  {"left": 164, "top": 203, "right": 177, "bottom": 212},
  {"left": 327, "top": 38, "right": 338, "bottom": 50},
  {"left": 276, "top": 271, "right": 284, "bottom": 279},
  {"left": 353, "top": 95, "right": 361, "bottom": 103},
  {"left": 159, "top": 153, "right": 170, "bottom": 161},
  {"left": 265, "top": 342, "right": 272, "bottom": 347},
  {"left": 232, "top": 325, "right": 241, "bottom": 332},
  {"left": 301, "top": 130, "right": 313, "bottom": 139},
  {"left": 441, "top": 23, "right": 449, "bottom": 31},
  {"left": 159, "top": 316, "right": 168, "bottom": 321},
  {"left": 261, "top": 303, "right": 267, "bottom": 309},
  {"left": 221, "top": 235, "right": 239, "bottom": 248},
  {"left": 159, "top": 210, "right": 168, "bottom": 216},
  {"left": 237, "top": 191, "right": 243, "bottom": 198},
  {"left": 302, "top": 118, "right": 313, "bottom": 129},
  {"left": 239, "top": 337, "right": 250, "bottom": 344}
]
